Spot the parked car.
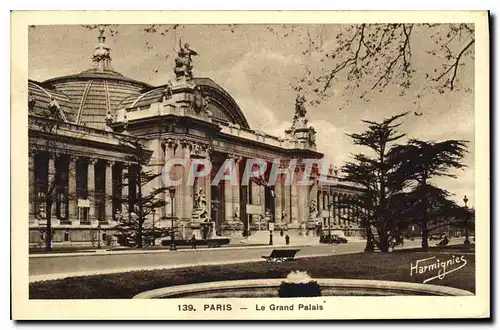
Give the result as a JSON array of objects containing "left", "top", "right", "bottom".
[
  {"left": 320, "top": 234, "right": 348, "bottom": 244},
  {"left": 429, "top": 234, "right": 445, "bottom": 241}
]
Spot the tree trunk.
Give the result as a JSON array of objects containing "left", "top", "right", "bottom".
[
  {"left": 377, "top": 227, "right": 390, "bottom": 253},
  {"left": 44, "top": 200, "right": 52, "bottom": 252},
  {"left": 364, "top": 226, "right": 374, "bottom": 252},
  {"left": 421, "top": 196, "right": 429, "bottom": 249},
  {"left": 379, "top": 235, "right": 390, "bottom": 253},
  {"left": 421, "top": 219, "right": 429, "bottom": 249},
  {"left": 137, "top": 223, "right": 143, "bottom": 248}
]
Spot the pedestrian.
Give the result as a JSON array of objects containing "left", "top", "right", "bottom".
[
  {"left": 190, "top": 234, "right": 197, "bottom": 249},
  {"left": 280, "top": 229, "right": 284, "bottom": 237},
  {"left": 285, "top": 234, "right": 290, "bottom": 246}
]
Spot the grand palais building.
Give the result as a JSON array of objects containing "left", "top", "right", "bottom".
[{"left": 28, "top": 28, "right": 363, "bottom": 247}]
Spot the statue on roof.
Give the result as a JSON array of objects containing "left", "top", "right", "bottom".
[
  {"left": 174, "top": 38, "right": 198, "bottom": 80},
  {"left": 161, "top": 81, "right": 173, "bottom": 102},
  {"left": 28, "top": 92, "right": 36, "bottom": 112},
  {"left": 121, "top": 113, "right": 129, "bottom": 134},
  {"left": 105, "top": 111, "right": 114, "bottom": 128},
  {"left": 291, "top": 94, "right": 308, "bottom": 129},
  {"left": 193, "top": 85, "right": 210, "bottom": 114},
  {"left": 48, "top": 96, "right": 61, "bottom": 117},
  {"left": 308, "top": 126, "right": 317, "bottom": 147},
  {"left": 92, "top": 25, "right": 113, "bottom": 71}
]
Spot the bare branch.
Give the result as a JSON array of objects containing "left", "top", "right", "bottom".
[{"left": 433, "top": 38, "right": 475, "bottom": 90}]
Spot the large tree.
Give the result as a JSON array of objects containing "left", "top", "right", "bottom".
[
  {"left": 393, "top": 139, "right": 468, "bottom": 247},
  {"left": 393, "top": 184, "right": 472, "bottom": 238},
  {"left": 112, "top": 137, "right": 171, "bottom": 248},
  {"left": 342, "top": 112, "right": 412, "bottom": 252}
]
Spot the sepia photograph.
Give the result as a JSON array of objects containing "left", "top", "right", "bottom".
[{"left": 11, "top": 10, "right": 490, "bottom": 320}]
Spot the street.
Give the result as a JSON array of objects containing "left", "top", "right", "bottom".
[{"left": 29, "top": 238, "right": 463, "bottom": 282}]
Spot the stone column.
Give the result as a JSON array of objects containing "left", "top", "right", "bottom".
[
  {"left": 326, "top": 191, "right": 330, "bottom": 210},
  {"left": 122, "top": 163, "right": 129, "bottom": 216},
  {"left": 29, "top": 151, "right": 35, "bottom": 218},
  {"left": 349, "top": 196, "right": 352, "bottom": 226},
  {"left": 290, "top": 171, "right": 299, "bottom": 227},
  {"left": 222, "top": 154, "right": 243, "bottom": 234},
  {"left": 274, "top": 175, "right": 283, "bottom": 226},
  {"left": 296, "top": 166, "right": 310, "bottom": 233},
  {"left": 68, "top": 156, "right": 77, "bottom": 221},
  {"left": 336, "top": 194, "right": 341, "bottom": 225},
  {"left": 341, "top": 195, "right": 346, "bottom": 226},
  {"left": 306, "top": 179, "right": 319, "bottom": 234},
  {"left": 258, "top": 184, "right": 265, "bottom": 217},
  {"left": 231, "top": 155, "right": 241, "bottom": 222},
  {"left": 162, "top": 139, "right": 177, "bottom": 222},
  {"left": 284, "top": 174, "right": 291, "bottom": 225},
  {"left": 309, "top": 181, "right": 318, "bottom": 212},
  {"left": 105, "top": 161, "right": 113, "bottom": 223},
  {"left": 332, "top": 193, "right": 337, "bottom": 225},
  {"left": 224, "top": 173, "right": 233, "bottom": 222},
  {"left": 177, "top": 140, "right": 192, "bottom": 222},
  {"left": 154, "top": 138, "right": 166, "bottom": 221},
  {"left": 204, "top": 161, "right": 212, "bottom": 222},
  {"left": 345, "top": 196, "right": 349, "bottom": 226},
  {"left": 87, "top": 158, "right": 96, "bottom": 221},
  {"left": 318, "top": 190, "right": 323, "bottom": 212},
  {"left": 113, "top": 162, "right": 123, "bottom": 215},
  {"left": 249, "top": 180, "right": 259, "bottom": 227},
  {"left": 48, "top": 154, "right": 57, "bottom": 218}
]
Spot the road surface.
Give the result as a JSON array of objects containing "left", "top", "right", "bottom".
[{"left": 29, "top": 238, "right": 463, "bottom": 282}]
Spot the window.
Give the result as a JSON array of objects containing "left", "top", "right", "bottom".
[
  {"left": 64, "top": 231, "right": 70, "bottom": 242},
  {"left": 78, "top": 206, "right": 89, "bottom": 223}
]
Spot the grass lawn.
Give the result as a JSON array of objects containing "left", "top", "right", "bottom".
[{"left": 30, "top": 245, "right": 475, "bottom": 299}]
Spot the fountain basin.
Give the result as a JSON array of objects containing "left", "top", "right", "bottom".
[{"left": 133, "top": 278, "right": 473, "bottom": 298}]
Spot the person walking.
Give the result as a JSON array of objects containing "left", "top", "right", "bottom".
[
  {"left": 285, "top": 234, "right": 290, "bottom": 246},
  {"left": 190, "top": 234, "right": 197, "bottom": 249}
]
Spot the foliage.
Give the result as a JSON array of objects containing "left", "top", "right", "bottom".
[
  {"left": 392, "top": 139, "right": 468, "bottom": 247},
  {"left": 341, "top": 112, "right": 411, "bottom": 252},
  {"left": 341, "top": 113, "right": 470, "bottom": 251},
  {"left": 113, "top": 137, "right": 171, "bottom": 248},
  {"left": 75, "top": 23, "right": 474, "bottom": 107}
]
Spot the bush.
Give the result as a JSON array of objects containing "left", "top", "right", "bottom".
[{"left": 277, "top": 281, "right": 322, "bottom": 297}]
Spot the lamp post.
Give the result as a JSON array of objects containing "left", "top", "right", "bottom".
[
  {"left": 151, "top": 208, "right": 156, "bottom": 246},
  {"left": 169, "top": 187, "right": 176, "bottom": 250},
  {"left": 268, "top": 222, "right": 274, "bottom": 245},
  {"left": 97, "top": 222, "right": 101, "bottom": 249},
  {"left": 463, "top": 195, "right": 470, "bottom": 245}
]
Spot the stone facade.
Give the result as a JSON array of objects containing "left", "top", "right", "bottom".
[{"left": 28, "top": 28, "right": 364, "bottom": 248}]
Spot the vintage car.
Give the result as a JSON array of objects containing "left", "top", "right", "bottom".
[{"left": 320, "top": 234, "right": 348, "bottom": 244}]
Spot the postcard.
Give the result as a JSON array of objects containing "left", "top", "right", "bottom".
[{"left": 11, "top": 10, "right": 490, "bottom": 320}]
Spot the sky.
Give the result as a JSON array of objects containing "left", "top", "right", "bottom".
[{"left": 28, "top": 24, "right": 475, "bottom": 207}]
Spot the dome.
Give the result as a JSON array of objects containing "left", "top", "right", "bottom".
[
  {"left": 36, "top": 27, "right": 152, "bottom": 130},
  {"left": 41, "top": 71, "right": 151, "bottom": 129},
  {"left": 28, "top": 80, "right": 76, "bottom": 122},
  {"left": 193, "top": 77, "right": 250, "bottom": 129},
  {"left": 117, "top": 77, "right": 250, "bottom": 129}
]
